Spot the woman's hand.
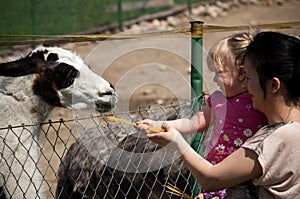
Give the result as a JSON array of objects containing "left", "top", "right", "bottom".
[
  {"left": 194, "top": 194, "right": 220, "bottom": 199},
  {"left": 194, "top": 193, "right": 204, "bottom": 199},
  {"left": 146, "top": 122, "right": 180, "bottom": 147},
  {"left": 135, "top": 122, "right": 191, "bottom": 154}
]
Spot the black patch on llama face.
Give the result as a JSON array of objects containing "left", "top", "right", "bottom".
[{"left": 45, "top": 63, "right": 79, "bottom": 89}]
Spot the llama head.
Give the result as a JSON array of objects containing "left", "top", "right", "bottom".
[{"left": 29, "top": 46, "right": 117, "bottom": 112}]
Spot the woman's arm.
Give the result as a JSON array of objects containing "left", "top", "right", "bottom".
[
  {"left": 183, "top": 145, "right": 262, "bottom": 191},
  {"left": 140, "top": 123, "right": 262, "bottom": 192}
]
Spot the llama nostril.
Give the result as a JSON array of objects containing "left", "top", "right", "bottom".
[
  {"left": 98, "top": 91, "right": 113, "bottom": 97},
  {"left": 110, "top": 83, "right": 115, "bottom": 90}
]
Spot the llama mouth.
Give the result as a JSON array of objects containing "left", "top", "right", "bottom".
[
  {"left": 95, "top": 96, "right": 117, "bottom": 112},
  {"left": 95, "top": 103, "right": 115, "bottom": 112}
]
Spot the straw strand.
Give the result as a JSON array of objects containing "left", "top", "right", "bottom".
[
  {"left": 164, "top": 183, "right": 194, "bottom": 199},
  {"left": 105, "top": 116, "right": 166, "bottom": 133}
]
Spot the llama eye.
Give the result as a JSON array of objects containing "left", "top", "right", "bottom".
[
  {"left": 57, "top": 63, "right": 79, "bottom": 89},
  {"left": 47, "top": 53, "right": 59, "bottom": 62}
]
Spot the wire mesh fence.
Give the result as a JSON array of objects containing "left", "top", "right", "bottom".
[{"left": 0, "top": 96, "right": 205, "bottom": 199}]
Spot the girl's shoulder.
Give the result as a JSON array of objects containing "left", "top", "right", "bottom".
[
  {"left": 208, "top": 91, "right": 253, "bottom": 104},
  {"left": 226, "top": 93, "right": 254, "bottom": 106},
  {"left": 229, "top": 92, "right": 252, "bottom": 101},
  {"left": 209, "top": 90, "right": 224, "bottom": 97},
  {"left": 207, "top": 90, "right": 225, "bottom": 106},
  {"left": 208, "top": 90, "right": 224, "bottom": 101}
]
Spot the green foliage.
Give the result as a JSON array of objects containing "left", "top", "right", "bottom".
[{"left": 0, "top": 0, "right": 205, "bottom": 36}]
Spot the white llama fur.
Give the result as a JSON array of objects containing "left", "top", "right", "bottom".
[{"left": 0, "top": 46, "right": 116, "bottom": 198}]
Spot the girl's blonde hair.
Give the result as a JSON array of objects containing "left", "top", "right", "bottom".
[{"left": 208, "top": 32, "right": 254, "bottom": 72}]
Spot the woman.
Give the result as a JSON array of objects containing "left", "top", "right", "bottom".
[
  {"left": 137, "top": 32, "right": 268, "bottom": 198},
  {"left": 136, "top": 31, "right": 300, "bottom": 198}
]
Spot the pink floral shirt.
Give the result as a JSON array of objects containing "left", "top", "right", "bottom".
[{"left": 206, "top": 91, "right": 267, "bottom": 164}]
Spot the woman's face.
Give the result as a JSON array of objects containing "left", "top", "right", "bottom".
[{"left": 243, "top": 63, "right": 265, "bottom": 111}]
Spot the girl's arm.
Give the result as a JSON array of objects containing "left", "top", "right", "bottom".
[
  {"left": 165, "top": 104, "right": 211, "bottom": 135},
  {"left": 141, "top": 123, "right": 262, "bottom": 192},
  {"left": 136, "top": 104, "right": 212, "bottom": 135}
]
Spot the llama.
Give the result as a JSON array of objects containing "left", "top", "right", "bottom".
[
  {"left": 56, "top": 103, "right": 194, "bottom": 199},
  {"left": 0, "top": 46, "right": 117, "bottom": 199}
]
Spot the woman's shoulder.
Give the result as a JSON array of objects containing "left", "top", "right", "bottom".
[
  {"left": 249, "top": 122, "right": 298, "bottom": 138},
  {"left": 243, "top": 122, "right": 300, "bottom": 149},
  {"left": 275, "top": 122, "right": 300, "bottom": 137},
  {"left": 269, "top": 121, "right": 300, "bottom": 137},
  {"left": 286, "top": 121, "right": 300, "bottom": 128}
]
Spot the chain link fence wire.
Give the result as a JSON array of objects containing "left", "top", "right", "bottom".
[{"left": 0, "top": 96, "right": 206, "bottom": 199}]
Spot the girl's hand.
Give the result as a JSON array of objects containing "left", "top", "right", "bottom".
[
  {"left": 135, "top": 119, "right": 153, "bottom": 133},
  {"left": 135, "top": 119, "right": 163, "bottom": 129}
]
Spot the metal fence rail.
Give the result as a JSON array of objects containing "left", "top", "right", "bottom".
[{"left": 0, "top": 98, "right": 204, "bottom": 199}]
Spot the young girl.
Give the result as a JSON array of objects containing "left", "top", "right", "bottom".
[
  {"left": 137, "top": 32, "right": 267, "bottom": 198},
  {"left": 137, "top": 31, "right": 300, "bottom": 199}
]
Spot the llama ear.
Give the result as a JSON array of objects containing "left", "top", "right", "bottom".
[
  {"left": 46, "top": 63, "right": 79, "bottom": 89},
  {"left": 29, "top": 50, "right": 47, "bottom": 61}
]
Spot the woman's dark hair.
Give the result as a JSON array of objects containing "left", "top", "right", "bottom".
[{"left": 244, "top": 31, "right": 300, "bottom": 105}]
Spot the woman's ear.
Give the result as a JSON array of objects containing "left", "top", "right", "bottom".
[
  {"left": 238, "top": 65, "right": 246, "bottom": 81},
  {"left": 271, "top": 77, "right": 281, "bottom": 93}
]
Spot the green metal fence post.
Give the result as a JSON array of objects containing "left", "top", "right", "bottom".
[
  {"left": 31, "top": 0, "right": 36, "bottom": 35},
  {"left": 187, "top": 0, "right": 192, "bottom": 14},
  {"left": 118, "top": 0, "right": 123, "bottom": 31},
  {"left": 190, "top": 20, "right": 204, "bottom": 197}
]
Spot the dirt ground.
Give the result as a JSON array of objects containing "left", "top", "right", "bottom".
[
  {"left": 59, "top": 0, "right": 300, "bottom": 115},
  {"left": 1, "top": 1, "right": 299, "bottom": 198}
]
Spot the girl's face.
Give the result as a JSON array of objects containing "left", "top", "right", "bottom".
[
  {"left": 243, "top": 64, "right": 265, "bottom": 111},
  {"left": 213, "top": 67, "right": 242, "bottom": 97}
]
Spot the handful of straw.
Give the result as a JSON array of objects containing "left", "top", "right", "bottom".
[
  {"left": 105, "top": 116, "right": 166, "bottom": 133},
  {"left": 165, "top": 183, "right": 193, "bottom": 199}
]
